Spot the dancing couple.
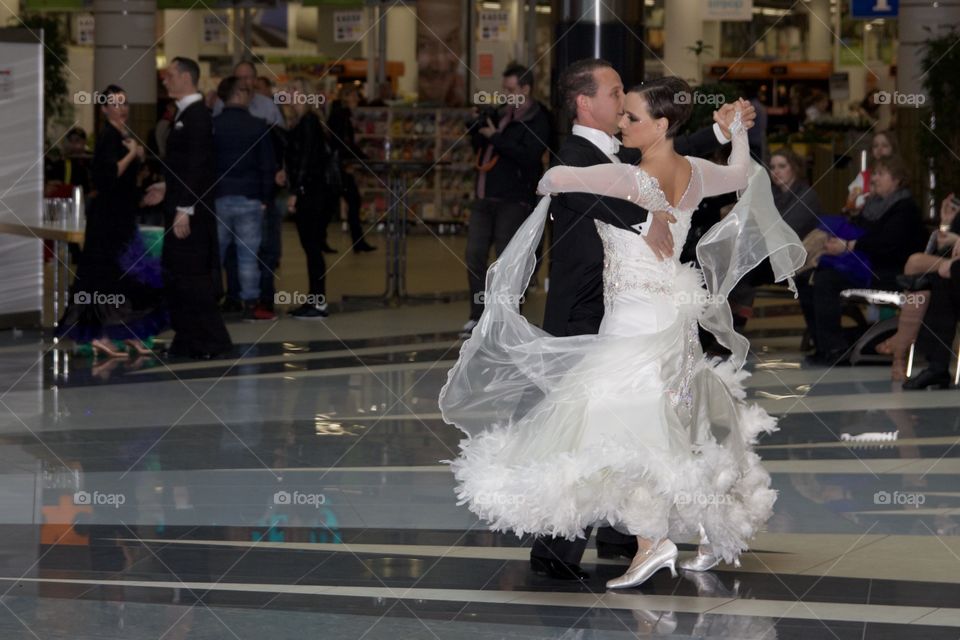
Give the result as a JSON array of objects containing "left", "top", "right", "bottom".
[{"left": 439, "top": 59, "right": 806, "bottom": 590}]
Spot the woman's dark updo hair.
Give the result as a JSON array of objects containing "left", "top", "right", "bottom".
[{"left": 627, "top": 76, "right": 694, "bottom": 139}]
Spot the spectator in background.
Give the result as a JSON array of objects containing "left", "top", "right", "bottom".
[
  {"left": 878, "top": 194, "right": 960, "bottom": 381},
  {"left": 770, "top": 147, "right": 822, "bottom": 239},
  {"left": 213, "top": 61, "right": 286, "bottom": 312},
  {"left": 45, "top": 127, "right": 92, "bottom": 198},
  {"left": 725, "top": 147, "right": 824, "bottom": 333},
  {"left": 327, "top": 84, "right": 377, "bottom": 253},
  {"left": 212, "top": 60, "right": 285, "bottom": 127},
  {"left": 285, "top": 80, "right": 336, "bottom": 319},
  {"left": 462, "top": 63, "right": 551, "bottom": 335},
  {"left": 846, "top": 130, "right": 897, "bottom": 212},
  {"left": 799, "top": 155, "right": 927, "bottom": 366},
  {"left": 804, "top": 93, "right": 830, "bottom": 125},
  {"left": 57, "top": 85, "right": 165, "bottom": 358},
  {"left": 903, "top": 239, "right": 960, "bottom": 390},
  {"left": 255, "top": 76, "right": 273, "bottom": 99},
  {"left": 212, "top": 76, "right": 277, "bottom": 322}
]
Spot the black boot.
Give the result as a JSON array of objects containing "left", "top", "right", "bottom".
[{"left": 902, "top": 368, "right": 952, "bottom": 390}]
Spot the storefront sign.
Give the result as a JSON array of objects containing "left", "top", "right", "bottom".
[
  {"left": 73, "top": 14, "right": 94, "bottom": 46},
  {"left": 703, "top": 0, "right": 753, "bottom": 21},
  {"left": 203, "top": 14, "right": 228, "bottom": 44},
  {"left": 851, "top": 0, "right": 898, "bottom": 18},
  {"left": 334, "top": 10, "right": 364, "bottom": 43},
  {"left": 478, "top": 10, "right": 509, "bottom": 41}
]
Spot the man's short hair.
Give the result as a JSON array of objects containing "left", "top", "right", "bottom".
[
  {"left": 216, "top": 76, "right": 248, "bottom": 104},
  {"left": 172, "top": 56, "right": 200, "bottom": 87},
  {"left": 558, "top": 58, "right": 614, "bottom": 121},
  {"left": 503, "top": 63, "right": 534, "bottom": 90}
]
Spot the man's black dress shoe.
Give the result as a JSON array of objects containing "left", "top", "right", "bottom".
[
  {"left": 530, "top": 556, "right": 589, "bottom": 580},
  {"left": 597, "top": 540, "right": 639, "bottom": 559},
  {"left": 803, "top": 349, "right": 849, "bottom": 367},
  {"left": 903, "top": 368, "right": 952, "bottom": 390}
]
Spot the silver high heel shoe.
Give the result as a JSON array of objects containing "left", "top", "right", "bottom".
[
  {"left": 605, "top": 539, "right": 678, "bottom": 589},
  {"left": 679, "top": 549, "right": 741, "bottom": 572}
]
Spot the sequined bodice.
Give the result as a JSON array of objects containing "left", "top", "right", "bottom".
[{"left": 596, "top": 163, "right": 698, "bottom": 308}]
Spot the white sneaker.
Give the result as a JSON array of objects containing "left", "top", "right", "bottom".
[{"left": 460, "top": 319, "right": 478, "bottom": 337}]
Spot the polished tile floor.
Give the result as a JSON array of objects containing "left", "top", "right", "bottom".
[{"left": 3, "top": 224, "right": 960, "bottom": 639}]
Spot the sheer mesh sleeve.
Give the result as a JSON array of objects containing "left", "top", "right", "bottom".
[
  {"left": 686, "top": 112, "right": 750, "bottom": 203},
  {"left": 538, "top": 163, "right": 645, "bottom": 204}
]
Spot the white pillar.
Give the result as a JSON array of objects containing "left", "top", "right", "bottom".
[
  {"left": 386, "top": 4, "right": 417, "bottom": 99},
  {"left": 93, "top": 0, "right": 157, "bottom": 138},
  {"left": 806, "top": 0, "right": 831, "bottom": 61},
  {"left": 662, "top": 0, "right": 703, "bottom": 84},
  {"left": 162, "top": 9, "right": 203, "bottom": 65}
]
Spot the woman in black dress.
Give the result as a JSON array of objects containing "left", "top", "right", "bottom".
[{"left": 57, "top": 85, "right": 167, "bottom": 357}]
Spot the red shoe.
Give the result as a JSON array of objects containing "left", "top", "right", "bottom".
[{"left": 243, "top": 302, "right": 277, "bottom": 322}]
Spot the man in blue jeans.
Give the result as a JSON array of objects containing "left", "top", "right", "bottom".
[{"left": 212, "top": 76, "right": 276, "bottom": 322}]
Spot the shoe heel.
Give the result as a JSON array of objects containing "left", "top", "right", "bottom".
[
  {"left": 733, "top": 558, "right": 741, "bottom": 569},
  {"left": 667, "top": 558, "right": 677, "bottom": 578}
]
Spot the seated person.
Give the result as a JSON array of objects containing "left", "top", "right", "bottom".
[
  {"left": 876, "top": 194, "right": 960, "bottom": 380},
  {"left": 799, "top": 155, "right": 928, "bottom": 366}
]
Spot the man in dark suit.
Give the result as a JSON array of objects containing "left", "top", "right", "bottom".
[
  {"left": 149, "top": 57, "right": 232, "bottom": 359},
  {"left": 531, "top": 58, "right": 755, "bottom": 580}
]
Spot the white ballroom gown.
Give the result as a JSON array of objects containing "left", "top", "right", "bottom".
[{"left": 438, "top": 119, "right": 806, "bottom": 563}]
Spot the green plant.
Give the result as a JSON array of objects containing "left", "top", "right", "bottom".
[
  {"left": 920, "top": 26, "right": 960, "bottom": 202},
  {"left": 8, "top": 13, "right": 72, "bottom": 143}
]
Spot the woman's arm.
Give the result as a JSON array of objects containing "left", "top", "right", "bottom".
[
  {"left": 537, "top": 163, "right": 644, "bottom": 202},
  {"left": 689, "top": 111, "right": 750, "bottom": 199}
]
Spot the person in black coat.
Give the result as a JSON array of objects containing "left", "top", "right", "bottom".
[
  {"left": 148, "top": 57, "right": 232, "bottom": 359},
  {"left": 285, "top": 81, "right": 335, "bottom": 319},
  {"left": 464, "top": 63, "right": 553, "bottom": 331},
  {"left": 800, "top": 154, "right": 928, "bottom": 366},
  {"left": 57, "top": 85, "right": 167, "bottom": 357},
  {"left": 327, "top": 86, "right": 376, "bottom": 253},
  {"left": 532, "top": 58, "right": 756, "bottom": 580}
]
